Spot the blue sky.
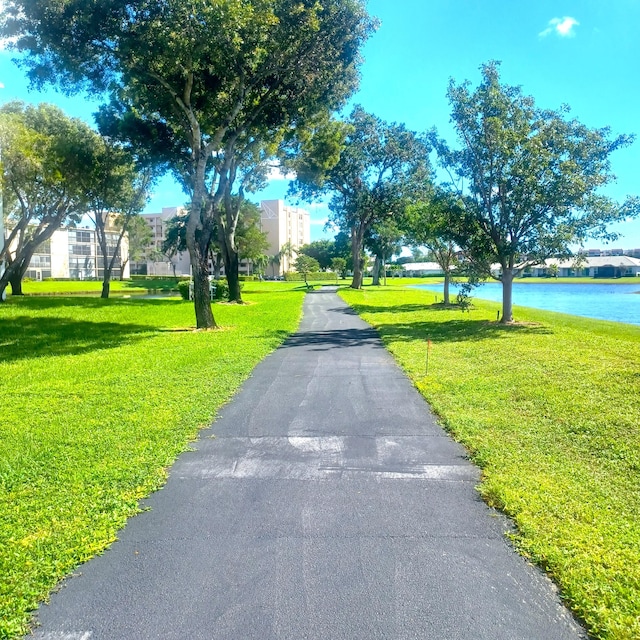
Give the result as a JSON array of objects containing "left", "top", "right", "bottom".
[{"left": 1, "top": 0, "right": 639, "bottom": 247}]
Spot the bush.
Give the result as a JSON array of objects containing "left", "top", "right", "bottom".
[
  {"left": 177, "top": 281, "right": 190, "bottom": 300},
  {"left": 238, "top": 275, "right": 257, "bottom": 282}
]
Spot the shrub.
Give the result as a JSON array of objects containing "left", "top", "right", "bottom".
[{"left": 177, "top": 281, "right": 191, "bottom": 300}]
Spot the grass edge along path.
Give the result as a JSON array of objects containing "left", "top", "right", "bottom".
[
  {"left": 339, "top": 285, "right": 640, "bottom": 640},
  {"left": 0, "top": 283, "right": 305, "bottom": 639}
]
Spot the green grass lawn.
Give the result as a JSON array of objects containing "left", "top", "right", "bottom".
[
  {"left": 340, "top": 285, "right": 640, "bottom": 640},
  {"left": 16, "top": 278, "right": 187, "bottom": 296},
  {"left": 0, "top": 283, "right": 305, "bottom": 639}
]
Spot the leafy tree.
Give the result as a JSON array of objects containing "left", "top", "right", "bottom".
[
  {"left": 0, "top": 102, "right": 92, "bottom": 298},
  {"left": 252, "top": 254, "right": 269, "bottom": 280},
  {"left": 4, "top": 0, "right": 376, "bottom": 326},
  {"left": 299, "top": 239, "right": 336, "bottom": 270},
  {"left": 291, "top": 106, "right": 430, "bottom": 289},
  {"left": 235, "top": 201, "right": 269, "bottom": 265},
  {"left": 331, "top": 256, "right": 347, "bottom": 280},
  {"left": 367, "top": 219, "right": 403, "bottom": 286},
  {"left": 79, "top": 137, "right": 153, "bottom": 297},
  {"left": 123, "top": 214, "right": 154, "bottom": 278},
  {"left": 293, "top": 254, "right": 320, "bottom": 289},
  {"left": 404, "top": 192, "right": 462, "bottom": 304},
  {"left": 432, "top": 62, "right": 639, "bottom": 323},
  {"left": 278, "top": 241, "right": 298, "bottom": 274}
]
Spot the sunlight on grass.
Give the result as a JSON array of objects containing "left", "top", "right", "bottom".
[
  {"left": 340, "top": 285, "right": 640, "bottom": 640},
  {"left": 0, "top": 284, "right": 304, "bottom": 638}
]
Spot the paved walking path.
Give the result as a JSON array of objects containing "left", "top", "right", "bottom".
[{"left": 30, "top": 288, "right": 585, "bottom": 639}]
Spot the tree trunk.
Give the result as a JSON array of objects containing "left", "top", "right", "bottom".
[
  {"left": 185, "top": 189, "right": 217, "bottom": 329},
  {"left": 224, "top": 247, "right": 242, "bottom": 302},
  {"left": 350, "top": 227, "right": 364, "bottom": 289},
  {"left": 501, "top": 268, "right": 514, "bottom": 323},
  {"left": 443, "top": 271, "right": 450, "bottom": 305},
  {"left": 192, "top": 250, "right": 216, "bottom": 328},
  {"left": 101, "top": 279, "right": 111, "bottom": 298},
  {"left": 9, "top": 270, "right": 24, "bottom": 295},
  {"left": 372, "top": 255, "right": 381, "bottom": 285}
]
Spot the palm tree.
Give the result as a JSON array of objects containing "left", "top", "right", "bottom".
[
  {"left": 253, "top": 254, "right": 269, "bottom": 281},
  {"left": 279, "top": 241, "right": 297, "bottom": 274}
]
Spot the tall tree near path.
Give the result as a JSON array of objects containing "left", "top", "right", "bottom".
[
  {"left": 3, "top": 0, "right": 376, "bottom": 327},
  {"left": 290, "top": 106, "right": 431, "bottom": 289},
  {"left": 432, "top": 61, "right": 639, "bottom": 323}
]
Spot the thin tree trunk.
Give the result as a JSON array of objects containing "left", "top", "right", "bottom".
[
  {"left": 101, "top": 279, "right": 111, "bottom": 298},
  {"left": 372, "top": 255, "right": 381, "bottom": 285},
  {"left": 501, "top": 267, "right": 514, "bottom": 323},
  {"left": 224, "top": 246, "right": 242, "bottom": 302},
  {"left": 443, "top": 271, "right": 450, "bottom": 305},
  {"left": 350, "top": 227, "right": 364, "bottom": 289}
]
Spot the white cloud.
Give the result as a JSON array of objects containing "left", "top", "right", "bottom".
[
  {"left": 539, "top": 16, "right": 580, "bottom": 38},
  {"left": 0, "top": 82, "right": 4, "bottom": 89},
  {"left": 266, "top": 165, "right": 295, "bottom": 181}
]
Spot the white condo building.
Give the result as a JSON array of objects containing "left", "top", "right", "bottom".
[
  {"left": 135, "top": 200, "right": 311, "bottom": 277},
  {"left": 260, "top": 199, "right": 311, "bottom": 276}
]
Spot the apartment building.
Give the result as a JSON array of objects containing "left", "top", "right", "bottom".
[
  {"left": 136, "top": 200, "right": 311, "bottom": 278},
  {"left": 7, "top": 223, "right": 129, "bottom": 281},
  {"left": 260, "top": 199, "right": 311, "bottom": 275},
  {"left": 130, "top": 206, "right": 192, "bottom": 276}
]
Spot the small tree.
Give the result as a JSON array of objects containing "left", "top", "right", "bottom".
[
  {"left": 432, "top": 61, "right": 639, "bottom": 323},
  {"left": 252, "top": 254, "right": 269, "bottom": 280},
  {"left": 122, "top": 214, "right": 154, "bottom": 278},
  {"left": 331, "top": 257, "right": 347, "bottom": 281},
  {"left": 80, "top": 137, "right": 153, "bottom": 297},
  {"left": 294, "top": 254, "right": 320, "bottom": 289},
  {"left": 404, "top": 192, "right": 462, "bottom": 304}
]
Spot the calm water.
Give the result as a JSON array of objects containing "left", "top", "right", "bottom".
[{"left": 414, "top": 282, "right": 640, "bottom": 325}]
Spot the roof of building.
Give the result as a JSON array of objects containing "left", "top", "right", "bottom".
[
  {"left": 401, "top": 262, "right": 447, "bottom": 271},
  {"left": 544, "top": 256, "right": 640, "bottom": 268}
]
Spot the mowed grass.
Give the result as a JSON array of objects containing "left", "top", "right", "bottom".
[
  {"left": 340, "top": 285, "right": 640, "bottom": 640},
  {"left": 0, "top": 283, "right": 305, "bottom": 639},
  {"left": 17, "top": 279, "right": 179, "bottom": 295}
]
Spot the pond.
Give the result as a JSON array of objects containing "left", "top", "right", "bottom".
[{"left": 413, "top": 281, "right": 640, "bottom": 326}]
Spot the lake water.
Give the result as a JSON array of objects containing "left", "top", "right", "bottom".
[{"left": 414, "top": 282, "right": 640, "bottom": 326}]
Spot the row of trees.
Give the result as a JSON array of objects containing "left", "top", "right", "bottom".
[
  {"left": 2, "top": 0, "right": 637, "bottom": 324},
  {"left": 287, "top": 63, "right": 638, "bottom": 322}
]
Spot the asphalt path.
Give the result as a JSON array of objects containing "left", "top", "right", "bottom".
[{"left": 29, "top": 287, "right": 586, "bottom": 639}]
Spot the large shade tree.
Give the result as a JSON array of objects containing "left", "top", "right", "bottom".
[
  {"left": 3, "top": 0, "right": 376, "bottom": 327},
  {"left": 0, "top": 102, "right": 93, "bottom": 299},
  {"left": 432, "top": 62, "right": 639, "bottom": 322},
  {"left": 290, "top": 106, "right": 431, "bottom": 289}
]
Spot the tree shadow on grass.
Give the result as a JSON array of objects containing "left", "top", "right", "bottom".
[
  {"left": 375, "top": 318, "right": 552, "bottom": 345},
  {"left": 0, "top": 316, "right": 158, "bottom": 362},
  {"left": 345, "top": 302, "right": 473, "bottom": 315},
  {"left": 0, "top": 298, "right": 168, "bottom": 363}
]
